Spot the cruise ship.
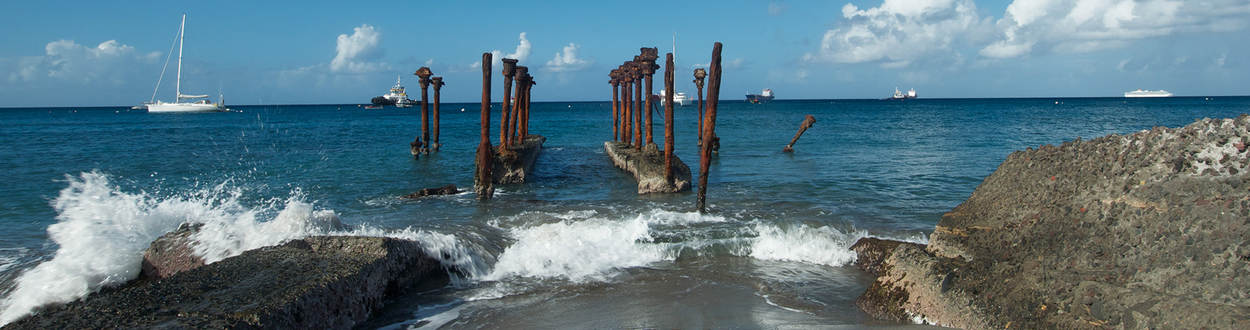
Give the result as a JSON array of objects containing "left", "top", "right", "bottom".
[{"left": 1124, "top": 89, "right": 1172, "bottom": 98}]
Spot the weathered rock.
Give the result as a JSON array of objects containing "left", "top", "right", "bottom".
[
  {"left": 849, "top": 237, "right": 923, "bottom": 276},
  {"left": 493, "top": 135, "right": 545, "bottom": 184},
  {"left": 857, "top": 115, "right": 1250, "bottom": 329},
  {"left": 140, "top": 222, "right": 206, "bottom": 281},
  {"left": 604, "top": 141, "right": 692, "bottom": 194},
  {"left": 7, "top": 236, "right": 448, "bottom": 329},
  {"left": 402, "top": 184, "right": 460, "bottom": 199}
]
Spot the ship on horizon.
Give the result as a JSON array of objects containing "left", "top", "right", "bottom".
[
  {"left": 371, "top": 76, "right": 417, "bottom": 107},
  {"left": 886, "top": 87, "right": 917, "bottom": 100},
  {"left": 746, "top": 89, "right": 774, "bottom": 104},
  {"left": 1124, "top": 89, "right": 1173, "bottom": 98}
]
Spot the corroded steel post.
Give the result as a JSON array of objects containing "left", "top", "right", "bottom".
[
  {"left": 783, "top": 115, "right": 816, "bottom": 152},
  {"left": 621, "top": 66, "right": 632, "bottom": 145},
  {"left": 610, "top": 69, "right": 620, "bottom": 141},
  {"left": 431, "top": 76, "right": 444, "bottom": 151},
  {"left": 641, "top": 48, "right": 659, "bottom": 147},
  {"left": 509, "top": 66, "right": 528, "bottom": 146},
  {"left": 475, "top": 53, "right": 494, "bottom": 200},
  {"left": 693, "top": 68, "right": 707, "bottom": 146},
  {"left": 663, "top": 52, "right": 675, "bottom": 185},
  {"left": 415, "top": 67, "right": 433, "bottom": 154},
  {"left": 697, "top": 42, "right": 723, "bottom": 213},
  {"left": 631, "top": 61, "right": 643, "bottom": 151},
  {"left": 523, "top": 76, "right": 535, "bottom": 140},
  {"left": 500, "top": 58, "right": 517, "bottom": 150}
]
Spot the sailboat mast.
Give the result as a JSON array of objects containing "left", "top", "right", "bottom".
[{"left": 175, "top": 14, "right": 185, "bottom": 102}]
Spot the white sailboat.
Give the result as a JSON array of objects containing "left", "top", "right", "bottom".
[{"left": 147, "top": 14, "right": 225, "bottom": 113}]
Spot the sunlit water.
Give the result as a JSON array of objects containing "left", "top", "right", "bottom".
[{"left": 0, "top": 97, "right": 1246, "bottom": 327}]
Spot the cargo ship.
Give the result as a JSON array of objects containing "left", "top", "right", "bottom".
[{"left": 746, "top": 89, "right": 774, "bottom": 104}]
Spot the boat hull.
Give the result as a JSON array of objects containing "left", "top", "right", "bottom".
[{"left": 147, "top": 103, "right": 224, "bottom": 113}]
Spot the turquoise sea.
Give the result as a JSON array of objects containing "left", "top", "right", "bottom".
[{"left": 1, "top": 97, "right": 1247, "bottom": 327}]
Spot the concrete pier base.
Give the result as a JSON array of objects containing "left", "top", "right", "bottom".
[
  {"left": 604, "top": 141, "right": 691, "bottom": 194},
  {"left": 493, "top": 135, "right": 545, "bottom": 184}
]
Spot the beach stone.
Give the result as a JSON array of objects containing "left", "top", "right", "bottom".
[
  {"left": 604, "top": 141, "right": 692, "bottom": 194},
  {"left": 6, "top": 236, "right": 448, "bottom": 329},
  {"left": 857, "top": 115, "right": 1250, "bottom": 329},
  {"left": 849, "top": 237, "right": 923, "bottom": 276},
  {"left": 402, "top": 184, "right": 460, "bottom": 199},
  {"left": 493, "top": 135, "right": 545, "bottom": 184},
  {"left": 139, "top": 222, "right": 206, "bottom": 281}
]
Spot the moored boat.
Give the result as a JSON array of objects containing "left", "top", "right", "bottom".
[
  {"left": 146, "top": 14, "right": 226, "bottom": 113},
  {"left": 1124, "top": 89, "right": 1172, "bottom": 98}
]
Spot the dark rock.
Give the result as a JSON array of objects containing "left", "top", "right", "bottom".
[
  {"left": 402, "top": 184, "right": 459, "bottom": 199},
  {"left": 850, "top": 237, "right": 923, "bottom": 276},
  {"left": 493, "top": 135, "right": 545, "bottom": 184},
  {"left": 139, "top": 222, "right": 206, "bottom": 281},
  {"left": 857, "top": 115, "right": 1250, "bottom": 329},
  {"left": 604, "top": 141, "right": 692, "bottom": 194},
  {"left": 7, "top": 236, "right": 448, "bottom": 329}
]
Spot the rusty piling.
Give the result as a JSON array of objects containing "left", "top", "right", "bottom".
[
  {"left": 522, "top": 76, "right": 534, "bottom": 141},
  {"left": 414, "top": 67, "right": 433, "bottom": 154},
  {"left": 663, "top": 52, "right": 675, "bottom": 185},
  {"left": 431, "top": 76, "right": 444, "bottom": 151},
  {"left": 500, "top": 59, "right": 517, "bottom": 150},
  {"left": 632, "top": 61, "right": 643, "bottom": 151},
  {"left": 641, "top": 48, "right": 659, "bottom": 147},
  {"left": 783, "top": 115, "right": 816, "bottom": 152},
  {"left": 610, "top": 70, "right": 620, "bottom": 141},
  {"left": 509, "top": 66, "right": 528, "bottom": 146},
  {"left": 693, "top": 68, "right": 706, "bottom": 146},
  {"left": 475, "top": 53, "right": 494, "bottom": 200},
  {"left": 622, "top": 65, "right": 633, "bottom": 145},
  {"left": 696, "top": 42, "right": 723, "bottom": 213}
]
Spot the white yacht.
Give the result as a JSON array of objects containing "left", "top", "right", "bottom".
[
  {"left": 1124, "top": 89, "right": 1172, "bottom": 98},
  {"left": 147, "top": 14, "right": 225, "bottom": 113},
  {"left": 658, "top": 89, "right": 691, "bottom": 106}
]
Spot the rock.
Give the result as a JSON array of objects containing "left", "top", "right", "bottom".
[
  {"left": 849, "top": 237, "right": 923, "bottom": 276},
  {"left": 857, "top": 115, "right": 1250, "bottom": 329},
  {"left": 604, "top": 141, "right": 692, "bottom": 194},
  {"left": 493, "top": 135, "right": 545, "bottom": 184},
  {"left": 6, "top": 236, "right": 448, "bottom": 329},
  {"left": 139, "top": 222, "right": 206, "bottom": 281},
  {"left": 402, "top": 184, "right": 460, "bottom": 199}
]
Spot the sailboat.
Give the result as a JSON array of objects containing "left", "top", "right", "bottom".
[{"left": 147, "top": 14, "right": 225, "bottom": 113}]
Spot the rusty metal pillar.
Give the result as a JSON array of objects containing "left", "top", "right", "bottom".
[
  {"left": 415, "top": 67, "right": 433, "bottom": 154},
  {"left": 509, "top": 66, "right": 528, "bottom": 146},
  {"left": 500, "top": 58, "right": 517, "bottom": 150},
  {"left": 523, "top": 76, "right": 535, "bottom": 141},
  {"left": 783, "top": 115, "right": 816, "bottom": 152},
  {"left": 475, "top": 53, "right": 494, "bottom": 200},
  {"left": 663, "top": 52, "right": 675, "bottom": 185},
  {"left": 631, "top": 60, "right": 643, "bottom": 151},
  {"left": 621, "top": 66, "right": 633, "bottom": 145},
  {"left": 610, "top": 70, "right": 620, "bottom": 141},
  {"left": 641, "top": 48, "right": 659, "bottom": 147},
  {"left": 431, "top": 76, "right": 444, "bottom": 151},
  {"left": 697, "top": 42, "right": 723, "bottom": 213},
  {"left": 693, "top": 68, "right": 706, "bottom": 146}
]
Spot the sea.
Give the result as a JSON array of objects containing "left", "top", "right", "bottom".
[{"left": 0, "top": 97, "right": 1247, "bottom": 328}]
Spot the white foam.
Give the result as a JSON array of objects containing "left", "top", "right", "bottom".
[{"left": 748, "top": 223, "right": 868, "bottom": 267}]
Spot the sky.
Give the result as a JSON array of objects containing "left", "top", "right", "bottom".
[{"left": 1, "top": 0, "right": 1247, "bottom": 107}]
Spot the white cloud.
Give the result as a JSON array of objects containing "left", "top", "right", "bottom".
[
  {"left": 472, "top": 32, "right": 533, "bottom": 70},
  {"left": 7, "top": 39, "right": 159, "bottom": 84},
  {"left": 330, "top": 24, "right": 386, "bottom": 73},
  {"left": 803, "top": 0, "right": 983, "bottom": 67},
  {"left": 545, "top": 43, "right": 591, "bottom": 72},
  {"left": 981, "top": 0, "right": 1250, "bottom": 58}
]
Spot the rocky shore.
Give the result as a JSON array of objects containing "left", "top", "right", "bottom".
[
  {"left": 6, "top": 236, "right": 447, "bottom": 329},
  {"left": 854, "top": 115, "right": 1250, "bottom": 329},
  {"left": 604, "top": 141, "right": 692, "bottom": 194}
]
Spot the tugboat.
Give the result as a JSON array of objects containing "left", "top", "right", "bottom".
[
  {"left": 746, "top": 88, "right": 774, "bottom": 104},
  {"left": 371, "top": 75, "right": 417, "bottom": 107},
  {"left": 885, "top": 87, "right": 917, "bottom": 100}
]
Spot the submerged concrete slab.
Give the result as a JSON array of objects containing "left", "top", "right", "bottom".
[
  {"left": 604, "top": 141, "right": 692, "bottom": 194},
  {"left": 493, "top": 135, "right": 545, "bottom": 184}
]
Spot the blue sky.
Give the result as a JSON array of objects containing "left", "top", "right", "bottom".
[{"left": 1, "top": 0, "right": 1247, "bottom": 107}]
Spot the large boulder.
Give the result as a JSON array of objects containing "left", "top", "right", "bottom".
[
  {"left": 6, "top": 236, "right": 448, "bottom": 329},
  {"left": 858, "top": 116, "right": 1250, "bottom": 329},
  {"left": 139, "top": 222, "right": 206, "bottom": 281}
]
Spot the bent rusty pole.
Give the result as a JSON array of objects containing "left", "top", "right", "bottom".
[
  {"left": 697, "top": 42, "right": 723, "bottom": 213},
  {"left": 475, "top": 53, "right": 494, "bottom": 201},
  {"left": 500, "top": 59, "right": 517, "bottom": 150},
  {"left": 694, "top": 68, "right": 707, "bottom": 146},
  {"left": 415, "top": 67, "right": 433, "bottom": 154},
  {"left": 431, "top": 76, "right": 444, "bottom": 151},
  {"left": 783, "top": 115, "right": 816, "bottom": 152},
  {"left": 664, "top": 52, "right": 675, "bottom": 185}
]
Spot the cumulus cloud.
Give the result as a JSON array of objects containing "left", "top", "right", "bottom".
[
  {"left": 6, "top": 39, "right": 160, "bottom": 84},
  {"left": 981, "top": 0, "right": 1250, "bottom": 58},
  {"left": 802, "top": 0, "right": 983, "bottom": 67},
  {"left": 330, "top": 24, "right": 386, "bottom": 73},
  {"left": 472, "top": 32, "right": 532, "bottom": 70},
  {"left": 545, "top": 43, "right": 591, "bottom": 72}
]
